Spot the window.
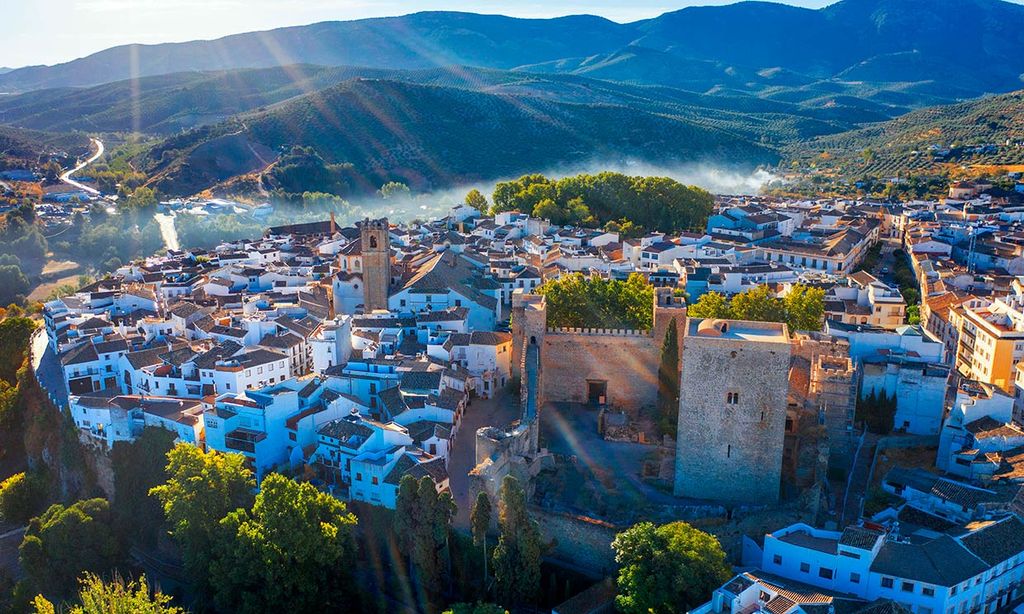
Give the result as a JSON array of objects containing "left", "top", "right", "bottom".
[
  {"left": 902, "top": 582, "right": 914, "bottom": 593},
  {"left": 726, "top": 392, "right": 739, "bottom": 405},
  {"left": 882, "top": 578, "right": 894, "bottom": 589},
  {"left": 289, "top": 432, "right": 296, "bottom": 441},
  {"left": 355, "top": 473, "right": 362, "bottom": 481},
  {"left": 773, "top": 554, "right": 782, "bottom": 565},
  {"left": 800, "top": 563, "right": 810, "bottom": 573},
  {"left": 818, "top": 568, "right": 834, "bottom": 580},
  {"left": 923, "top": 587, "right": 935, "bottom": 597},
  {"left": 850, "top": 572, "right": 861, "bottom": 584},
  {"left": 371, "top": 476, "right": 378, "bottom": 485}
]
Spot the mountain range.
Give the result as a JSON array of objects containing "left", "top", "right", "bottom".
[
  {"left": 4, "top": 0, "right": 1024, "bottom": 97},
  {"left": 3, "top": 0, "right": 1024, "bottom": 196}
]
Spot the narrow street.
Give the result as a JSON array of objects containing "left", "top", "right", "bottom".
[{"left": 448, "top": 390, "right": 520, "bottom": 528}]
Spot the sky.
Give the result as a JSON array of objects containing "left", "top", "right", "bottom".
[{"left": 0, "top": 0, "right": 847, "bottom": 69}]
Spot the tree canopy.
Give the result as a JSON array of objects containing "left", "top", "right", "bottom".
[
  {"left": 208, "top": 472, "right": 358, "bottom": 613},
  {"left": 32, "top": 573, "right": 183, "bottom": 614},
  {"left": 491, "top": 172, "right": 714, "bottom": 232},
  {"left": 537, "top": 272, "right": 654, "bottom": 330},
  {"left": 492, "top": 476, "right": 542, "bottom": 609},
  {"left": 149, "top": 444, "right": 255, "bottom": 595},
  {"left": 464, "top": 189, "right": 489, "bottom": 213},
  {"left": 612, "top": 521, "right": 732, "bottom": 614},
  {"left": 19, "top": 498, "right": 123, "bottom": 599},
  {"left": 687, "top": 284, "right": 825, "bottom": 333},
  {"left": 0, "top": 470, "right": 47, "bottom": 525},
  {"left": 111, "top": 427, "right": 176, "bottom": 547}
]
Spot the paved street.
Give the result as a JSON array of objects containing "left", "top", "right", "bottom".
[
  {"left": 31, "top": 329, "right": 68, "bottom": 406},
  {"left": 448, "top": 390, "right": 520, "bottom": 528}
]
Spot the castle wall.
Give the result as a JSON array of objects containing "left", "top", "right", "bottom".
[
  {"left": 675, "top": 321, "right": 791, "bottom": 504},
  {"left": 541, "top": 329, "right": 661, "bottom": 410}
]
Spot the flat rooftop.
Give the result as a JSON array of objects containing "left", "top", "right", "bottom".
[{"left": 687, "top": 318, "right": 789, "bottom": 343}]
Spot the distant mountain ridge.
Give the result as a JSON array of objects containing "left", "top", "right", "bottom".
[{"left": 2, "top": 0, "right": 1024, "bottom": 97}]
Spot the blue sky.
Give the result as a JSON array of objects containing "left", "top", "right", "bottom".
[{"left": 0, "top": 0, "right": 849, "bottom": 68}]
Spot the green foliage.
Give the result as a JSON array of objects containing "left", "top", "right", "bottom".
[
  {"left": 149, "top": 444, "right": 255, "bottom": 595},
  {"left": 0, "top": 316, "right": 36, "bottom": 384},
  {"left": 444, "top": 603, "right": 508, "bottom": 614},
  {"left": 393, "top": 475, "right": 457, "bottom": 605},
  {"left": 270, "top": 146, "right": 353, "bottom": 197},
  {"left": 657, "top": 318, "right": 680, "bottom": 438},
  {"left": 378, "top": 181, "right": 411, "bottom": 200},
  {"left": 464, "top": 189, "right": 489, "bottom": 213},
  {"left": 892, "top": 250, "right": 920, "bottom": 306},
  {"left": 124, "top": 186, "right": 158, "bottom": 211},
  {"left": 110, "top": 428, "right": 176, "bottom": 548},
  {"left": 491, "top": 172, "right": 714, "bottom": 233},
  {"left": 19, "top": 499, "right": 123, "bottom": 599},
  {"left": 612, "top": 521, "right": 731, "bottom": 614},
  {"left": 0, "top": 265, "right": 30, "bottom": 307},
  {"left": 471, "top": 491, "right": 492, "bottom": 586},
  {"left": 0, "top": 207, "right": 47, "bottom": 269},
  {"left": 686, "top": 291, "right": 733, "bottom": 320},
  {"left": 492, "top": 476, "right": 542, "bottom": 609},
  {"left": 784, "top": 284, "right": 827, "bottom": 332},
  {"left": 686, "top": 284, "right": 825, "bottom": 332},
  {"left": 857, "top": 388, "right": 898, "bottom": 435},
  {"left": 208, "top": 473, "right": 358, "bottom": 613},
  {"left": 855, "top": 242, "right": 882, "bottom": 273},
  {"left": 907, "top": 304, "right": 921, "bottom": 325},
  {"left": 0, "top": 471, "right": 48, "bottom": 525},
  {"left": 58, "top": 206, "right": 165, "bottom": 267},
  {"left": 537, "top": 272, "right": 654, "bottom": 330},
  {"left": 32, "top": 573, "right": 183, "bottom": 614}
]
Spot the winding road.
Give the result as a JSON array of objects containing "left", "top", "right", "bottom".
[{"left": 60, "top": 137, "right": 105, "bottom": 197}]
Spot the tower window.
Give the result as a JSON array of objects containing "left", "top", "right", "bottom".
[
  {"left": 727, "top": 444, "right": 731, "bottom": 458},
  {"left": 726, "top": 392, "right": 739, "bottom": 405},
  {"left": 369, "top": 236, "right": 378, "bottom": 249}
]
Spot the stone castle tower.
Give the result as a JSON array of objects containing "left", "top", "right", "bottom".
[
  {"left": 358, "top": 218, "right": 391, "bottom": 312},
  {"left": 675, "top": 318, "right": 791, "bottom": 505}
]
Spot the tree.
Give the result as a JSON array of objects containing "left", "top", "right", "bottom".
[
  {"left": 0, "top": 316, "right": 36, "bottom": 384},
  {"left": 686, "top": 292, "right": 732, "bottom": 320},
  {"left": 465, "top": 189, "right": 489, "bottom": 213},
  {"left": 0, "top": 265, "right": 29, "bottom": 306},
  {"left": 657, "top": 318, "right": 680, "bottom": 438},
  {"left": 394, "top": 475, "right": 457, "bottom": 606},
  {"left": 783, "top": 284, "right": 826, "bottom": 332},
  {"left": 444, "top": 604, "right": 508, "bottom": 614},
  {"left": 0, "top": 471, "right": 47, "bottom": 525},
  {"left": 111, "top": 428, "right": 176, "bottom": 547},
  {"left": 207, "top": 473, "right": 358, "bottom": 613},
  {"left": 149, "top": 444, "right": 255, "bottom": 595},
  {"left": 537, "top": 272, "right": 654, "bottom": 330},
  {"left": 492, "top": 476, "right": 542, "bottom": 609},
  {"left": 378, "top": 181, "right": 411, "bottom": 200},
  {"left": 19, "top": 499, "right": 123, "bottom": 599},
  {"left": 471, "top": 491, "right": 492, "bottom": 589},
  {"left": 612, "top": 521, "right": 731, "bottom": 614},
  {"left": 730, "top": 284, "right": 787, "bottom": 323},
  {"left": 32, "top": 573, "right": 183, "bottom": 614},
  {"left": 394, "top": 474, "right": 423, "bottom": 574}
]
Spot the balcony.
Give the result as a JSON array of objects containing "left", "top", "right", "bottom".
[{"left": 224, "top": 428, "right": 266, "bottom": 454}]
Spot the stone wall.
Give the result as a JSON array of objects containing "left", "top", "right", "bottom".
[
  {"left": 675, "top": 321, "right": 792, "bottom": 504},
  {"left": 532, "top": 506, "right": 621, "bottom": 576},
  {"left": 541, "top": 330, "right": 661, "bottom": 410}
]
